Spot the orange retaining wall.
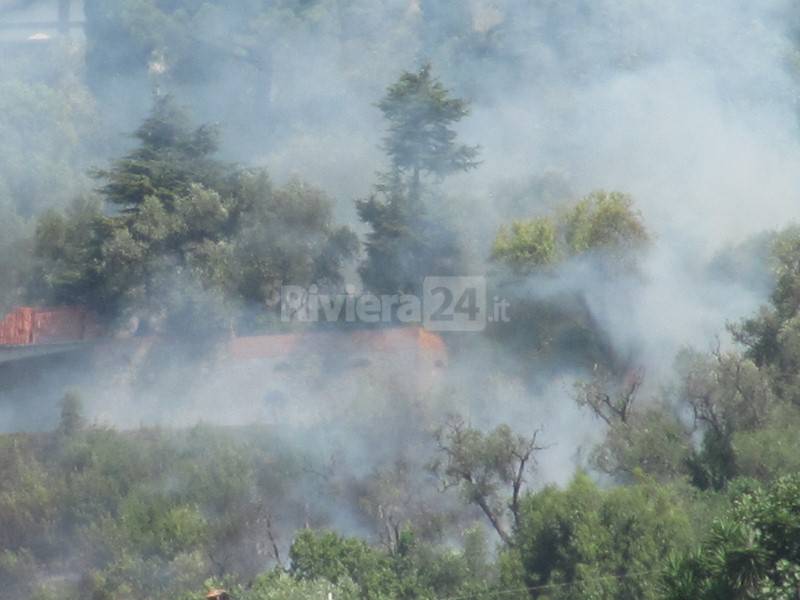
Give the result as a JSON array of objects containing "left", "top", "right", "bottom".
[{"left": 0, "top": 307, "right": 100, "bottom": 346}]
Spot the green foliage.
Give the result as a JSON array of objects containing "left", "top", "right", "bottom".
[
  {"left": 119, "top": 494, "right": 208, "bottom": 558},
  {"left": 730, "top": 226, "right": 800, "bottom": 406},
  {"left": 0, "top": 199, "right": 33, "bottom": 313},
  {"left": 675, "top": 348, "right": 775, "bottom": 490},
  {"left": 563, "top": 191, "right": 649, "bottom": 257},
  {"left": 242, "top": 571, "right": 359, "bottom": 600},
  {"left": 733, "top": 403, "right": 800, "bottom": 482},
  {"left": 0, "top": 548, "right": 39, "bottom": 599},
  {"left": 580, "top": 343, "right": 783, "bottom": 490},
  {"left": 491, "top": 190, "right": 649, "bottom": 275},
  {"left": 0, "top": 438, "right": 61, "bottom": 553},
  {"left": 33, "top": 98, "right": 356, "bottom": 332},
  {"left": 514, "top": 473, "right": 694, "bottom": 600},
  {"left": 287, "top": 527, "right": 495, "bottom": 600},
  {"left": 576, "top": 369, "right": 695, "bottom": 483},
  {"left": 290, "top": 530, "right": 397, "bottom": 598},
  {"left": 58, "top": 391, "right": 86, "bottom": 437},
  {"left": 356, "top": 175, "right": 463, "bottom": 295},
  {"left": 93, "top": 96, "right": 227, "bottom": 213},
  {"left": 0, "top": 415, "right": 317, "bottom": 599},
  {"left": 487, "top": 191, "right": 649, "bottom": 376},
  {"left": 592, "top": 407, "right": 693, "bottom": 483},
  {"left": 430, "top": 416, "right": 542, "bottom": 545},
  {"left": 357, "top": 64, "right": 477, "bottom": 294},
  {"left": 31, "top": 197, "right": 106, "bottom": 306},
  {"left": 233, "top": 175, "right": 358, "bottom": 308},
  {"left": 377, "top": 63, "right": 479, "bottom": 191},
  {"left": 572, "top": 222, "right": 800, "bottom": 499},
  {"left": 8, "top": 7, "right": 800, "bottom": 600},
  {"left": 491, "top": 218, "right": 558, "bottom": 272},
  {"left": 663, "top": 474, "right": 800, "bottom": 599},
  {"left": 0, "top": 42, "right": 98, "bottom": 217}
]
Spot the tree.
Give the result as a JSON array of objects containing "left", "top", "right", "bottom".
[
  {"left": 488, "top": 191, "right": 650, "bottom": 375},
  {"left": 359, "top": 459, "right": 454, "bottom": 554},
  {"left": 93, "top": 95, "right": 230, "bottom": 214},
  {"left": 288, "top": 530, "right": 397, "bottom": 599},
  {"left": 731, "top": 226, "right": 800, "bottom": 404},
  {"left": 34, "top": 97, "right": 235, "bottom": 322},
  {"left": 663, "top": 475, "right": 800, "bottom": 600},
  {"left": 232, "top": 174, "right": 358, "bottom": 314},
  {"left": 32, "top": 196, "right": 107, "bottom": 308},
  {"left": 286, "top": 527, "right": 492, "bottom": 600},
  {"left": 238, "top": 571, "right": 358, "bottom": 600},
  {"left": 0, "top": 200, "right": 32, "bottom": 314},
  {"left": 33, "top": 98, "right": 356, "bottom": 335},
  {"left": 57, "top": 391, "right": 86, "bottom": 437},
  {"left": 575, "top": 369, "right": 692, "bottom": 482},
  {"left": 577, "top": 345, "right": 778, "bottom": 489},
  {"left": 491, "top": 217, "right": 558, "bottom": 273},
  {"left": 0, "top": 42, "right": 98, "bottom": 218},
  {"left": 430, "top": 415, "right": 543, "bottom": 546},
  {"left": 733, "top": 403, "right": 800, "bottom": 482},
  {"left": 357, "top": 64, "right": 479, "bottom": 294},
  {"left": 562, "top": 191, "right": 649, "bottom": 258},
  {"left": 491, "top": 190, "right": 649, "bottom": 276},
  {"left": 376, "top": 63, "right": 479, "bottom": 202},
  {"left": 512, "top": 473, "right": 693, "bottom": 600},
  {"left": 676, "top": 347, "right": 775, "bottom": 490}
]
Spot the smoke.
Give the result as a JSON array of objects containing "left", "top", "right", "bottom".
[
  {"left": 446, "top": 0, "right": 800, "bottom": 381},
  {"left": 2, "top": 0, "right": 800, "bottom": 566}
]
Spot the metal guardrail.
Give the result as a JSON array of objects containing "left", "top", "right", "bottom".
[
  {"left": 0, "top": 341, "right": 90, "bottom": 365},
  {"left": 0, "top": 21, "right": 83, "bottom": 30}
]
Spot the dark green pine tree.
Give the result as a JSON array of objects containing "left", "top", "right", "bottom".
[
  {"left": 357, "top": 64, "right": 479, "bottom": 295},
  {"left": 34, "top": 96, "right": 357, "bottom": 332},
  {"left": 93, "top": 94, "right": 230, "bottom": 214}
]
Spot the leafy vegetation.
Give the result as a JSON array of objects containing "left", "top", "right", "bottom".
[
  {"left": 357, "top": 64, "right": 478, "bottom": 295},
  {"left": 491, "top": 191, "right": 649, "bottom": 275},
  {"left": 487, "top": 191, "right": 651, "bottom": 377},
  {"left": 31, "top": 97, "right": 357, "bottom": 334},
  {"left": 3, "top": 3, "right": 800, "bottom": 599}
]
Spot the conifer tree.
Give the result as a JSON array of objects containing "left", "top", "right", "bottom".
[{"left": 357, "top": 64, "right": 478, "bottom": 294}]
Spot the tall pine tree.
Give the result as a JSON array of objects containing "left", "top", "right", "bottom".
[{"left": 357, "top": 64, "right": 479, "bottom": 294}]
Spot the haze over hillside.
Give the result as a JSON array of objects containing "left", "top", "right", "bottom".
[{"left": 2, "top": 1, "right": 800, "bottom": 599}]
